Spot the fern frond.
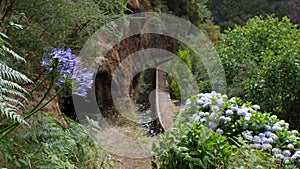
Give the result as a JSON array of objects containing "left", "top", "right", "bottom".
[
  {"left": 0, "top": 63, "right": 32, "bottom": 83},
  {"left": 1, "top": 95, "right": 25, "bottom": 108},
  {"left": 0, "top": 88, "right": 26, "bottom": 100},
  {"left": 0, "top": 32, "right": 9, "bottom": 39},
  {"left": 0, "top": 34, "right": 31, "bottom": 129},
  {"left": 0, "top": 102, "right": 27, "bottom": 125},
  {"left": 0, "top": 100, "right": 19, "bottom": 109},
  {"left": 3, "top": 46, "right": 26, "bottom": 62},
  {"left": 0, "top": 78, "right": 28, "bottom": 94}
]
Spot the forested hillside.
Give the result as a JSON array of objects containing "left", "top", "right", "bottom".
[{"left": 207, "top": 0, "right": 300, "bottom": 31}]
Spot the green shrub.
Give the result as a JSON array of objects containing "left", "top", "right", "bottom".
[
  {"left": 189, "top": 92, "right": 300, "bottom": 166},
  {"left": 218, "top": 15, "right": 300, "bottom": 129},
  {"left": 227, "top": 137, "right": 283, "bottom": 169},
  {"left": 166, "top": 48, "right": 211, "bottom": 101},
  {"left": 166, "top": 49, "right": 193, "bottom": 100},
  {"left": 152, "top": 124, "right": 232, "bottom": 169},
  {"left": 0, "top": 113, "right": 106, "bottom": 169},
  {"left": 152, "top": 92, "right": 300, "bottom": 168}
]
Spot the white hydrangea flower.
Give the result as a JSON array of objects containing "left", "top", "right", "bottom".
[
  {"left": 252, "top": 104, "right": 260, "bottom": 110},
  {"left": 211, "top": 105, "right": 220, "bottom": 112},
  {"left": 270, "top": 115, "right": 277, "bottom": 120},
  {"left": 274, "top": 154, "right": 284, "bottom": 159},
  {"left": 225, "top": 117, "right": 231, "bottom": 123},
  {"left": 272, "top": 148, "right": 282, "bottom": 155},
  {"left": 262, "top": 143, "right": 272, "bottom": 151},
  {"left": 287, "top": 144, "right": 295, "bottom": 150},
  {"left": 245, "top": 113, "right": 252, "bottom": 121},
  {"left": 219, "top": 116, "right": 226, "bottom": 123},
  {"left": 291, "top": 130, "right": 299, "bottom": 135}
]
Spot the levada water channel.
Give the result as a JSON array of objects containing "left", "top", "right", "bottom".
[{"left": 133, "top": 69, "right": 164, "bottom": 136}]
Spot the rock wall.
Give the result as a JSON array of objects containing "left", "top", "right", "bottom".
[{"left": 95, "top": 0, "right": 178, "bottom": 118}]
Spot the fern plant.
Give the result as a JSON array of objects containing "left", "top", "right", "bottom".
[
  {"left": 0, "top": 32, "right": 32, "bottom": 130},
  {"left": 1, "top": 113, "right": 108, "bottom": 168}
]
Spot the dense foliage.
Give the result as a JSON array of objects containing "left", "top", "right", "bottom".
[
  {"left": 166, "top": 48, "right": 211, "bottom": 100},
  {"left": 0, "top": 1, "right": 125, "bottom": 168},
  {"left": 152, "top": 124, "right": 232, "bottom": 168},
  {"left": 152, "top": 92, "right": 300, "bottom": 168},
  {"left": 218, "top": 16, "right": 300, "bottom": 129},
  {"left": 149, "top": 0, "right": 221, "bottom": 44},
  {"left": 0, "top": 114, "right": 106, "bottom": 168},
  {"left": 206, "top": 0, "right": 286, "bottom": 31},
  {"left": 0, "top": 0, "right": 127, "bottom": 78}
]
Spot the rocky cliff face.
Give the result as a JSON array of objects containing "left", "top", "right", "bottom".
[{"left": 95, "top": 1, "right": 178, "bottom": 118}]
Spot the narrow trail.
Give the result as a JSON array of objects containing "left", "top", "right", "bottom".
[{"left": 106, "top": 66, "right": 182, "bottom": 169}]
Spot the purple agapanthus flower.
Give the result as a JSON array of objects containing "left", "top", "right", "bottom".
[
  {"left": 41, "top": 48, "right": 77, "bottom": 79},
  {"left": 71, "top": 64, "right": 93, "bottom": 97},
  {"left": 55, "top": 79, "right": 64, "bottom": 86},
  {"left": 41, "top": 47, "right": 93, "bottom": 97},
  {"left": 41, "top": 58, "right": 49, "bottom": 66}
]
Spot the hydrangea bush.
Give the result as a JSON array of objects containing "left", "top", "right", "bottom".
[
  {"left": 152, "top": 92, "right": 300, "bottom": 168},
  {"left": 187, "top": 92, "right": 300, "bottom": 166}
]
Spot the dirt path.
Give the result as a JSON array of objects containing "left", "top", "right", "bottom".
[
  {"left": 106, "top": 67, "right": 182, "bottom": 169},
  {"left": 109, "top": 156, "right": 152, "bottom": 169},
  {"left": 97, "top": 64, "right": 184, "bottom": 169}
]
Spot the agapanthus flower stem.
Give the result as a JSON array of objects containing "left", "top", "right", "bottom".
[
  {"left": 0, "top": 73, "right": 51, "bottom": 123},
  {"left": 28, "top": 72, "right": 56, "bottom": 114},
  {"left": 16, "top": 73, "right": 51, "bottom": 108},
  {"left": 0, "top": 73, "right": 54, "bottom": 140},
  {"left": 24, "top": 87, "right": 64, "bottom": 119},
  {"left": 0, "top": 86, "right": 64, "bottom": 139},
  {"left": 1, "top": 72, "right": 57, "bottom": 139}
]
